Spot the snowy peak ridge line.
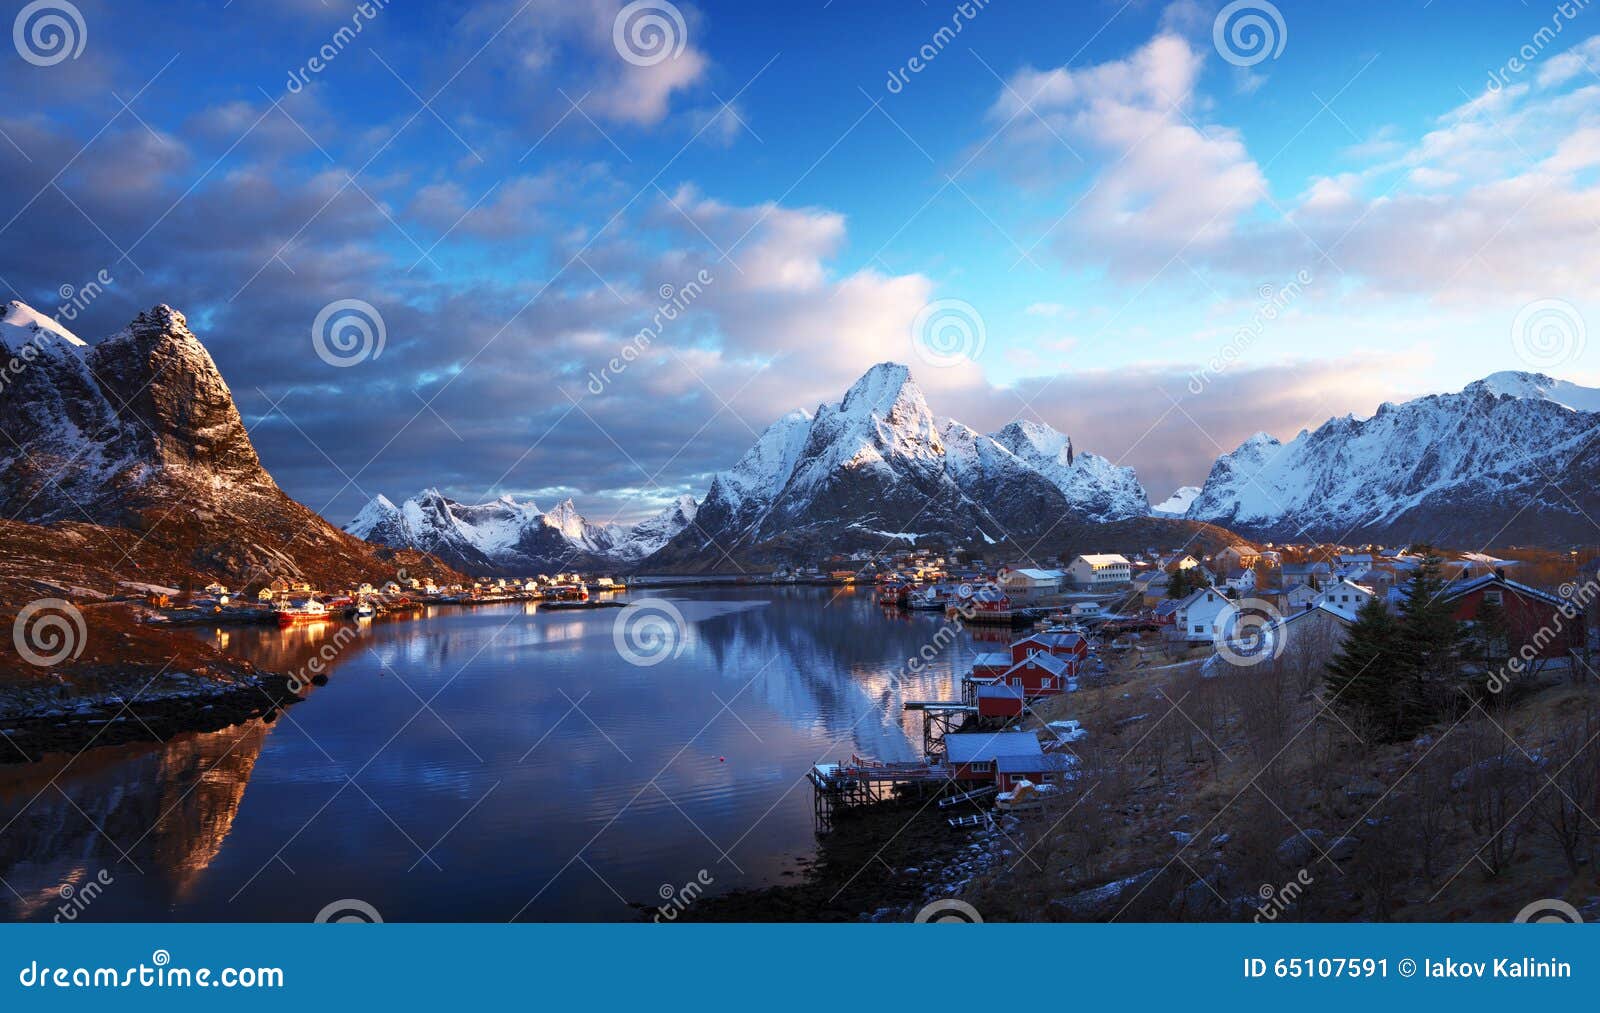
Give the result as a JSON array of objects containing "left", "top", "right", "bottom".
[
  {"left": 346, "top": 489, "right": 700, "bottom": 573},
  {"left": 659, "top": 361, "right": 1150, "bottom": 559},
  {"left": 2, "top": 299, "right": 87, "bottom": 349},
  {"left": 1151, "top": 486, "right": 1201, "bottom": 518},
  {"left": 1187, "top": 370, "right": 1600, "bottom": 545}
]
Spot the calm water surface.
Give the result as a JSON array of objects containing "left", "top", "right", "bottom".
[{"left": 0, "top": 586, "right": 1004, "bottom": 921}]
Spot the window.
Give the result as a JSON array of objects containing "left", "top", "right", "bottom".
[
  {"left": 1484, "top": 589, "right": 1503, "bottom": 605},
  {"left": 969, "top": 760, "right": 993, "bottom": 773},
  {"left": 1193, "top": 624, "right": 1205, "bottom": 633}
]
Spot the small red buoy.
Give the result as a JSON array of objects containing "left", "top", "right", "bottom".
[{"left": 719, "top": 756, "right": 726, "bottom": 762}]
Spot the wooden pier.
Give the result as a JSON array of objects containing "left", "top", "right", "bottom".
[{"left": 807, "top": 755, "right": 953, "bottom": 832}]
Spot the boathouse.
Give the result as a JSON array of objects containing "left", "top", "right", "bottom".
[
  {"left": 945, "top": 731, "right": 1045, "bottom": 783},
  {"left": 974, "top": 683, "right": 1025, "bottom": 720}
]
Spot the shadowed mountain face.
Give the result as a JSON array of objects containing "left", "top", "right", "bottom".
[
  {"left": 0, "top": 302, "right": 456, "bottom": 589},
  {"left": 652, "top": 362, "right": 1153, "bottom": 566},
  {"left": 1185, "top": 372, "right": 1600, "bottom": 547}
]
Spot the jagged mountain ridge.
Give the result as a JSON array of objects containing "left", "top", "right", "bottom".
[
  {"left": 654, "top": 362, "right": 1149, "bottom": 563},
  {"left": 345, "top": 489, "right": 699, "bottom": 574},
  {"left": 1185, "top": 371, "right": 1600, "bottom": 546},
  {"left": 0, "top": 300, "right": 457, "bottom": 587}
]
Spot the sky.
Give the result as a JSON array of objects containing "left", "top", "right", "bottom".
[{"left": 2, "top": 0, "right": 1598, "bottom": 527}]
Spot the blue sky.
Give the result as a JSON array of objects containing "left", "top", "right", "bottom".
[{"left": 2, "top": 0, "right": 1598, "bottom": 524}]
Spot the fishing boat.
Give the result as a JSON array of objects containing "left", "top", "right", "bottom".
[
  {"left": 275, "top": 599, "right": 330, "bottom": 628},
  {"left": 354, "top": 601, "right": 376, "bottom": 619}
]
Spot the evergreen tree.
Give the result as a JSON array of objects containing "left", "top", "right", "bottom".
[
  {"left": 1326, "top": 595, "right": 1410, "bottom": 739},
  {"left": 1395, "top": 546, "right": 1467, "bottom": 718}
]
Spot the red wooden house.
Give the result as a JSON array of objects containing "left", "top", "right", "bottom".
[
  {"left": 1010, "top": 631, "right": 1089, "bottom": 672},
  {"left": 995, "top": 752, "right": 1077, "bottom": 791},
  {"left": 995, "top": 651, "right": 1071, "bottom": 697},
  {"left": 944, "top": 731, "right": 1045, "bottom": 784},
  {"left": 974, "top": 683, "right": 1025, "bottom": 720},
  {"left": 1445, "top": 572, "right": 1584, "bottom": 661}
]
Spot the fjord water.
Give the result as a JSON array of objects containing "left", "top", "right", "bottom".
[{"left": 0, "top": 586, "right": 982, "bottom": 921}]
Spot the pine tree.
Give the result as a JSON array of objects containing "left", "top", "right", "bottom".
[
  {"left": 1326, "top": 595, "right": 1409, "bottom": 739},
  {"left": 1395, "top": 546, "right": 1466, "bottom": 721}
]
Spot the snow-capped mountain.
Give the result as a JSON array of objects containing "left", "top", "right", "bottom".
[
  {"left": 1186, "top": 371, "right": 1600, "bottom": 546},
  {"left": 0, "top": 301, "right": 455, "bottom": 585},
  {"left": 1151, "top": 486, "right": 1201, "bottom": 518},
  {"left": 346, "top": 489, "right": 698, "bottom": 574},
  {"left": 656, "top": 362, "right": 1149, "bottom": 561}
]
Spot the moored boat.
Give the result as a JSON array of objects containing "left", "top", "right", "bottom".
[{"left": 275, "top": 599, "right": 331, "bottom": 627}]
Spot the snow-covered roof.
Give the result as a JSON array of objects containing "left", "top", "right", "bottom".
[
  {"left": 945, "top": 731, "right": 1043, "bottom": 764},
  {"left": 1075, "top": 554, "right": 1131, "bottom": 566},
  {"left": 970, "top": 651, "right": 1012, "bottom": 668},
  {"left": 1444, "top": 573, "right": 1567, "bottom": 608},
  {"left": 1004, "top": 652, "right": 1069, "bottom": 677},
  {"left": 975, "top": 683, "right": 1024, "bottom": 700},
  {"left": 1005, "top": 567, "right": 1064, "bottom": 581}
]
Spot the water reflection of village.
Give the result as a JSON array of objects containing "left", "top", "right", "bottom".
[{"left": 0, "top": 587, "right": 1003, "bottom": 920}]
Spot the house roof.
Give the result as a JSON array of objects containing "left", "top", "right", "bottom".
[
  {"left": 1277, "top": 602, "right": 1356, "bottom": 630},
  {"left": 1015, "top": 632, "right": 1087, "bottom": 652},
  {"left": 1153, "top": 598, "right": 1183, "bottom": 617},
  {"left": 975, "top": 683, "right": 1025, "bottom": 700},
  {"left": 997, "top": 752, "right": 1077, "bottom": 774},
  {"left": 1444, "top": 573, "right": 1569, "bottom": 609},
  {"left": 1003, "top": 652, "right": 1069, "bottom": 678},
  {"left": 1005, "top": 568, "right": 1064, "bottom": 581},
  {"left": 945, "top": 731, "right": 1044, "bottom": 764},
  {"left": 1075, "top": 554, "right": 1131, "bottom": 566},
  {"left": 970, "top": 651, "right": 1013, "bottom": 669}
]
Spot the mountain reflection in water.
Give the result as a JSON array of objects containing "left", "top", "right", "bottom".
[{"left": 0, "top": 586, "right": 982, "bottom": 921}]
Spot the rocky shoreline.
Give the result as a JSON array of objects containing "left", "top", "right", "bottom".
[
  {"left": 0, "top": 672, "right": 301, "bottom": 764},
  {"left": 673, "top": 798, "right": 1012, "bottom": 922}
]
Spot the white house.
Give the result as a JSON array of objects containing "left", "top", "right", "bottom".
[
  {"left": 997, "top": 566, "right": 1064, "bottom": 602},
  {"left": 1222, "top": 566, "right": 1256, "bottom": 594},
  {"left": 1318, "top": 578, "right": 1374, "bottom": 620},
  {"left": 203, "top": 582, "right": 228, "bottom": 597},
  {"left": 1067, "top": 554, "right": 1132, "bottom": 588},
  {"left": 1282, "top": 582, "right": 1320, "bottom": 612},
  {"left": 1171, "top": 587, "right": 1232, "bottom": 643}
]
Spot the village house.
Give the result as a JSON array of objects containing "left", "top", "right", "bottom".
[
  {"left": 1066, "top": 553, "right": 1132, "bottom": 589},
  {"left": 1445, "top": 572, "right": 1585, "bottom": 665},
  {"left": 1222, "top": 566, "right": 1256, "bottom": 594},
  {"left": 1282, "top": 561, "right": 1333, "bottom": 587},
  {"left": 1170, "top": 586, "right": 1232, "bottom": 643},
  {"left": 1280, "top": 582, "right": 1320, "bottom": 612},
  {"left": 1318, "top": 578, "right": 1375, "bottom": 619},
  {"left": 204, "top": 581, "right": 228, "bottom": 598},
  {"left": 1133, "top": 569, "right": 1170, "bottom": 606},
  {"left": 1212, "top": 544, "right": 1261, "bottom": 573},
  {"left": 1159, "top": 552, "right": 1200, "bottom": 571},
  {"left": 945, "top": 731, "right": 1051, "bottom": 790},
  {"left": 996, "top": 566, "right": 1065, "bottom": 602}
]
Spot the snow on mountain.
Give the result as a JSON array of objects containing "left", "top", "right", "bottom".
[
  {"left": 2, "top": 299, "right": 87, "bottom": 348},
  {"left": 347, "top": 489, "right": 698, "bottom": 573},
  {"left": 1151, "top": 486, "right": 1201, "bottom": 518},
  {"left": 1187, "top": 372, "right": 1600, "bottom": 545},
  {"left": 990, "top": 420, "right": 1149, "bottom": 522},
  {"left": 659, "top": 361, "right": 1151, "bottom": 559}
]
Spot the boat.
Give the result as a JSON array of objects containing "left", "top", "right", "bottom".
[
  {"left": 354, "top": 601, "right": 376, "bottom": 619},
  {"left": 275, "top": 599, "right": 331, "bottom": 627}
]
